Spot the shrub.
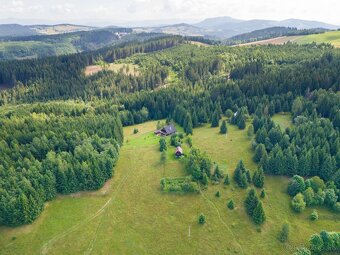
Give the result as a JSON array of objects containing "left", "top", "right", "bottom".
[
  {"left": 160, "top": 177, "right": 199, "bottom": 193},
  {"left": 225, "top": 109, "right": 233, "bottom": 118},
  {"left": 133, "top": 128, "right": 139, "bottom": 134},
  {"left": 291, "top": 193, "right": 306, "bottom": 213},
  {"left": 199, "top": 214, "right": 206, "bottom": 224},
  {"left": 287, "top": 175, "right": 306, "bottom": 197},
  {"left": 278, "top": 223, "right": 289, "bottom": 243},
  {"left": 310, "top": 210, "right": 318, "bottom": 221},
  {"left": 215, "top": 191, "right": 220, "bottom": 197},
  {"left": 260, "top": 189, "right": 266, "bottom": 198}
]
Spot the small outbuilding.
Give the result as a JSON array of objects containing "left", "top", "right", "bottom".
[
  {"left": 154, "top": 123, "right": 177, "bottom": 136},
  {"left": 175, "top": 146, "right": 183, "bottom": 157}
]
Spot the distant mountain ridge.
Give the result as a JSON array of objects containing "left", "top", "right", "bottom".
[
  {"left": 194, "top": 17, "right": 339, "bottom": 38},
  {"left": 0, "top": 24, "right": 95, "bottom": 37}
]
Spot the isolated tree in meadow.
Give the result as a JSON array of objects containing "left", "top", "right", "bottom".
[
  {"left": 224, "top": 174, "right": 230, "bottom": 185},
  {"left": 278, "top": 222, "right": 290, "bottom": 243},
  {"left": 291, "top": 193, "right": 306, "bottom": 213},
  {"left": 198, "top": 213, "right": 206, "bottom": 224},
  {"left": 252, "top": 201, "right": 266, "bottom": 225},
  {"left": 220, "top": 120, "right": 228, "bottom": 134},
  {"left": 253, "top": 167, "right": 265, "bottom": 188},
  {"left": 159, "top": 137, "right": 167, "bottom": 152},
  {"left": 211, "top": 111, "right": 220, "bottom": 127},
  {"left": 310, "top": 210, "right": 318, "bottom": 221},
  {"left": 227, "top": 199, "right": 235, "bottom": 210}
]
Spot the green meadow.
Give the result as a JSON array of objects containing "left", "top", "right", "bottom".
[
  {"left": 296, "top": 31, "right": 340, "bottom": 48},
  {"left": 0, "top": 116, "right": 339, "bottom": 255}
]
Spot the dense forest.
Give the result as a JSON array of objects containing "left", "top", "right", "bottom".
[{"left": 0, "top": 35, "right": 339, "bottom": 227}]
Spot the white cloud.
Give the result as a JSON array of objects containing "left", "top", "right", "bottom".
[{"left": 0, "top": 0, "right": 339, "bottom": 25}]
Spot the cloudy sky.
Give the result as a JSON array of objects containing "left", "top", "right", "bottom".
[{"left": 1, "top": 0, "right": 339, "bottom": 26}]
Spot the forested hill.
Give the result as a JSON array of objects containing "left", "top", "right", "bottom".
[{"left": 0, "top": 27, "right": 135, "bottom": 60}]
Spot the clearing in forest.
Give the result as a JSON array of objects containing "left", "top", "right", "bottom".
[
  {"left": 0, "top": 120, "right": 339, "bottom": 255},
  {"left": 84, "top": 63, "right": 140, "bottom": 76}
]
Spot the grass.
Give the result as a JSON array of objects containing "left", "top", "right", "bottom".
[
  {"left": 0, "top": 120, "right": 339, "bottom": 255},
  {"left": 85, "top": 63, "right": 140, "bottom": 77},
  {"left": 272, "top": 113, "right": 293, "bottom": 130},
  {"left": 295, "top": 31, "right": 340, "bottom": 48}
]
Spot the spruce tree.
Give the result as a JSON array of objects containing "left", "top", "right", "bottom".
[
  {"left": 253, "top": 167, "right": 265, "bottom": 188},
  {"left": 211, "top": 111, "right": 220, "bottom": 127},
  {"left": 224, "top": 174, "right": 230, "bottom": 185},
  {"left": 220, "top": 120, "right": 227, "bottom": 134},
  {"left": 252, "top": 201, "right": 266, "bottom": 225},
  {"left": 227, "top": 199, "right": 235, "bottom": 210},
  {"left": 237, "top": 114, "right": 246, "bottom": 129},
  {"left": 278, "top": 223, "right": 289, "bottom": 242},
  {"left": 183, "top": 113, "right": 193, "bottom": 135},
  {"left": 253, "top": 144, "right": 266, "bottom": 163},
  {"left": 245, "top": 188, "right": 259, "bottom": 216}
]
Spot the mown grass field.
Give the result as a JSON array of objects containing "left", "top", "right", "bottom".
[
  {"left": 296, "top": 31, "right": 340, "bottom": 48},
  {"left": 0, "top": 117, "right": 339, "bottom": 255}
]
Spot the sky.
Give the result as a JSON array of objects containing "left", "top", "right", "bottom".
[{"left": 0, "top": 0, "right": 339, "bottom": 26}]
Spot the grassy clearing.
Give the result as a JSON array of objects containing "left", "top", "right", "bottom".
[
  {"left": 272, "top": 113, "right": 293, "bottom": 130},
  {"left": 295, "top": 31, "right": 340, "bottom": 48},
  {"left": 84, "top": 63, "right": 140, "bottom": 76},
  {"left": 0, "top": 120, "right": 339, "bottom": 255}
]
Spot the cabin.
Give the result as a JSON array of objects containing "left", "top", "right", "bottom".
[
  {"left": 175, "top": 146, "right": 183, "bottom": 157},
  {"left": 154, "top": 123, "right": 177, "bottom": 136}
]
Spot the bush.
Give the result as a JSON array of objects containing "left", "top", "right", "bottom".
[
  {"left": 199, "top": 213, "right": 206, "bottom": 224},
  {"left": 278, "top": 223, "right": 289, "bottom": 243},
  {"left": 260, "top": 189, "right": 266, "bottom": 198},
  {"left": 215, "top": 191, "right": 220, "bottom": 197},
  {"left": 310, "top": 210, "right": 318, "bottom": 221},
  {"left": 160, "top": 177, "right": 199, "bottom": 193},
  {"left": 133, "top": 128, "right": 139, "bottom": 134},
  {"left": 223, "top": 174, "right": 230, "bottom": 185},
  {"left": 159, "top": 137, "right": 167, "bottom": 152},
  {"left": 287, "top": 175, "right": 306, "bottom": 197},
  {"left": 291, "top": 193, "right": 306, "bottom": 213}
]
